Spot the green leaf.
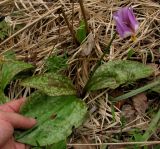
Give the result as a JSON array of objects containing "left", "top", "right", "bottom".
[
  {"left": 45, "top": 54, "right": 68, "bottom": 73},
  {"left": 46, "top": 140, "right": 66, "bottom": 149},
  {"left": 0, "top": 90, "right": 9, "bottom": 104},
  {"left": 141, "top": 108, "right": 160, "bottom": 141},
  {"left": 0, "top": 20, "right": 10, "bottom": 40},
  {"left": 0, "top": 59, "right": 33, "bottom": 90},
  {"left": 15, "top": 92, "right": 87, "bottom": 146},
  {"left": 127, "top": 48, "right": 135, "bottom": 59},
  {"left": 3, "top": 50, "right": 16, "bottom": 60},
  {"left": 75, "top": 20, "right": 87, "bottom": 43},
  {"left": 31, "top": 140, "right": 66, "bottom": 149},
  {"left": 153, "top": 145, "right": 160, "bottom": 149},
  {"left": 87, "top": 60, "right": 154, "bottom": 91},
  {"left": 20, "top": 72, "right": 76, "bottom": 96}
]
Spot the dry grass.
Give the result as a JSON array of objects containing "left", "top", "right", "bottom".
[{"left": 0, "top": 0, "right": 160, "bottom": 148}]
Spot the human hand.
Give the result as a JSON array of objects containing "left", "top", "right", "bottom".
[{"left": 0, "top": 98, "right": 36, "bottom": 149}]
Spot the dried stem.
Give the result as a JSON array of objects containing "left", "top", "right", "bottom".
[
  {"left": 71, "top": 1, "right": 75, "bottom": 45},
  {"left": 68, "top": 141, "right": 160, "bottom": 146},
  {"left": 79, "top": 0, "right": 89, "bottom": 33},
  {"left": 60, "top": 7, "right": 77, "bottom": 45},
  {"left": 81, "top": 32, "right": 117, "bottom": 97},
  {"left": 0, "top": 0, "right": 11, "bottom": 5}
]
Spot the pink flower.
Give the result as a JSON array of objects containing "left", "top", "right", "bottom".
[{"left": 113, "top": 7, "right": 139, "bottom": 38}]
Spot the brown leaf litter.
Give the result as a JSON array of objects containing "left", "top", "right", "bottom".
[
  {"left": 0, "top": 0, "right": 160, "bottom": 148},
  {"left": 73, "top": 136, "right": 96, "bottom": 149},
  {"left": 132, "top": 93, "right": 148, "bottom": 116}
]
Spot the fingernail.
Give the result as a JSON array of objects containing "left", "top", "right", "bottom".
[{"left": 29, "top": 118, "right": 37, "bottom": 125}]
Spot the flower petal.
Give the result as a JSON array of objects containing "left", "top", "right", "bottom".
[
  {"left": 127, "top": 7, "right": 139, "bottom": 32},
  {"left": 114, "top": 17, "right": 132, "bottom": 38},
  {"left": 119, "top": 7, "right": 130, "bottom": 23},
  {"left": 113, "top": 7, "right": 139, "bottom": 38}
]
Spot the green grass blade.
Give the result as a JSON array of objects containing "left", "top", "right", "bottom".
[
  {"left": 141, "top": 108, "right": 160, "bottom": 141},
  {"left": 112, "top": 80, "right": 160, "bottom": 102}
]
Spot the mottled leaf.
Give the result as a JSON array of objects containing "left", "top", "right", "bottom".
[
  {"left": 0, "top": 59, "right": 33, "bottom": 90},
  {"left": 20, "top": 73, "right": 76, "bottom": 96},
  {"left": 15, "top": 92, "right": 87, "bottom": 146},
  {"left": 87, "top": 60, "right": 154, "bottom": 91}
]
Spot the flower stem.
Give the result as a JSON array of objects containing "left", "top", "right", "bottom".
[{"left": 81, "top": 32, "right": 117, "bottom": 97}]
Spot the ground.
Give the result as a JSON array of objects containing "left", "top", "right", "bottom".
[{"left": 0, "top": 0, "right": 160, "bottom": 148}]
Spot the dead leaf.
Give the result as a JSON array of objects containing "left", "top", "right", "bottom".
[
  {"left": 121, "top": 104, "right": 136, "bottom": 122},
  {"left": 73, "top": 136, "right": 96, "bottom": 149},
  {"left": 115, "top": 100, "right": 126, "bottom": 109},
  {"left": 82, "top": 59, "right": 89, "bottom": 86},
  {"left": 132, "top": 93, "right": 148, "bottom": 115},
  {"left": 5, "top": 16, "right": 13, "bottom": 26},
  {"left": 81, "top": 33, "right": 95, "bottom": 56},
  {"left": 148, "top": 63, "right": 160, "bottom": 76}
]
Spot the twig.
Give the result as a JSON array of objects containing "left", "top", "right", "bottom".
[
  {"left": 60, "top": 7, "right": 77, "bottom": 45},
  {"left": 79, "top": 0, "right": 89, "bottom": 33},
  {"left": 71, "top": 0, "right": 75, "bottom": 45}
]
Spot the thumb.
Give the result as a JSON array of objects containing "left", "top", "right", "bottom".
[{"left": 0, "top": 119, "right": 13, "bottom": 147}]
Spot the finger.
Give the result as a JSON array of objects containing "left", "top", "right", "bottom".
[
  {"left": 3, "top": 137, "right": 26, "bottom": 149},
  {"left": 0, "top": 120, "right": 13, "bottom": 147},
  {"left": 15, "top": 142, "right": 26, "bottom": 149},
  {"left": 0, "top": 98, "right": 26, "bottom": 112},
  {"left": 1, "top": 140, "right": 14, "bottom": 149},
  {"left": 1, "top": 138, "right": 16, "bottom": 149},
  {"left": 0, "top": 111, "right": 36, "bottom": 129},
  {"left": 25, "top": 145, "right": 31, "bottom": 149}
]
